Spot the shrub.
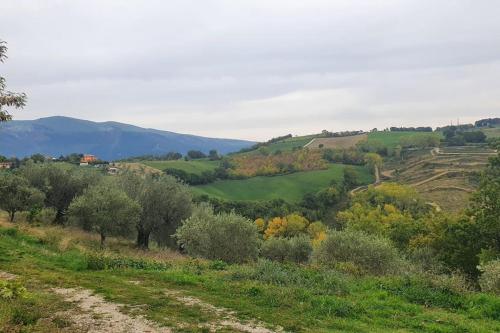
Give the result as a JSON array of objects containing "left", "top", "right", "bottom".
[
  {"left": 312, "top": 230, "right": 402, "bottom": 275},
  {"left": 479, "top": 260, "right": 500, "bottom": 295},
  {"left": 261, "top": 235, "right": 312, "bottom": 263},
  {"left": 175, "top": 204, "right": 260, "bottom": 263},
  {"left": 0, "top": 280, "right": 27, "bottom": 300}
]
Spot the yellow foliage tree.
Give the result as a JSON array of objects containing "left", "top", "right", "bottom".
[{"left": 255, "top": 218, "right": 266, "bottom": 233}]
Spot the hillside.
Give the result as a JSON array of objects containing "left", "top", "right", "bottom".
[
  {"left": 0, "top": 116, "right": 255, "bottom": 160},
  {"left": 192, "top": 164, "right": 373, "bottom": 202}
]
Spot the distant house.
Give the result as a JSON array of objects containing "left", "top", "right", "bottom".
[
  {"left": 81, "top": 154, "right": 97, "bottom": 163},
  {"left": 0, "top": 162, "right": 12, "bottom": 169}
]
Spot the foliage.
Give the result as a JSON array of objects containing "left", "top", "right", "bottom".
[
  {"left": 119, "top": 172, "right": 192, "bottom": 248},
  {"left": 364, "top": 152, "right": 383, "bottom": 175},
  {"left": 175, "top": 204, "right": 260, "bottom": 263},
  {"left": 68, "top": 182, "right": 141, "bottom": 246},
  {"left": 20, "top": 162, "right": 102, "bottom": 223},
  {"left": 260, "top": 235, "right": 312, "bottom": 263},
  {"left": 228, "top": 149, "right": 327, "bottom": 177},
  {"left": 0, "top": 172, "right": 45, "bottom": 221},
  {"left": 187, "top": 150, "right": 207, "bottom": 159},
  {"left": 399, "top": 133, "right": 440, "bottom": 148},
  {"left": 0, "top": 280, "right": 27, "bottom": 300},
  {"left": 479, "top": 260, "right": 500, "bottom": 295},
  {"left": 263, "top": 214, "right": 310, "bottom": 239},
  {"left": 313, "top": 230, "right": 402, "bottom": 275},
  {"left": 0, "top": 39, "right": 27, "bottom": 122},
  {"left": 86, "top": 252, "right": 172, "bottom": 271}
]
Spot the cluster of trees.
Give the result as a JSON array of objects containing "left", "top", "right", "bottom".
[
  {"left": 389, "top": 126, "right": 433, "bottom": 132},
  {"left": 336, "top": 154, "right": 500, "bottom": 280},
  {"left": 0, "top": 162, "right": 192, "bottom": 248},
  {"left": 443, "top": 127, "right": 487, "bottom": 145},
  {"left": 119, "top": 152, "right": 183, "bottom": 162},
  {"left": 228, "top": 149, "right": 327, "bottom": 177},
  {"left": 319, "top": 130, "right": 365, "bottom": 138},
  {"left": 475, "top": 117, "right": 500, "bottom": 127}
]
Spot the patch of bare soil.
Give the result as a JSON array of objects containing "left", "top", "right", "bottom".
[
  {"left": 165, "top": 290, "right": 283, "bottom": 333},
  {"left": 53, "top": 288, "right": 171, "bottom": 333},
  {"left": 0, "top": 270, "right": 17, "bottom": 280}
]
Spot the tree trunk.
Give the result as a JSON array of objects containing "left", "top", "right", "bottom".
[
  {"left": 100, "top": 233, "right": 106, "bottom": 248},
  {"left": 136, "top": 229, "right": 150, "bottom": 249},
  {"left": 54, "top": 209, "right": 65, "bottom": 225},
  {"left": 9, "top": 211, "right": 15, "bottom": 222}
]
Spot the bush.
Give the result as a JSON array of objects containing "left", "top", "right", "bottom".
[
  {"left": 175, "top": 204, "right": 260, "bottom": 263},
  {"left": 312, "top": 230, "right": 402, "bottom": 275},
  {"left": 86, "top": 252, "right": 171, "bottom": 271},
  {"left": 479, "top": 260, "right": 500, "bottom": 295},
  {"left": 261, "top": 236, "right": 312, "bottom": 263},
  {"left": 0, "top": 280, "right": 27, "bottom": 300}
]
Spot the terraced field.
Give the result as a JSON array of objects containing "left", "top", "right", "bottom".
[
  {"left": 193, "top": 164, "right": 373, "bottom": 202},
  {"left": 367, "top": 131, "right": 442, "bottom": 149},
  {"left": 390, "top": 146, "right": 497, "bottom": 211}
]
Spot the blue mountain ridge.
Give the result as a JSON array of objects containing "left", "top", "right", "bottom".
[{"left": 0, "top": 116, "right": 255, "bottom": 160}]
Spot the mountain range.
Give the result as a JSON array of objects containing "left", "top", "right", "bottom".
[{"left": 0, "top": 116, "right": 255, "bottom": 160}]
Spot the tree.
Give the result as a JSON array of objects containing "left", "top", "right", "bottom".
[
  {"left": 68, "top": 182, "right": 140, "bottom": 247},
  {"left": 364, "top": 153, "right": 383, "bottom": 178},
  {"left": 208, "top": 149, "right": 220, "bottom": 161},
  {"left": 119, "top": 172, "right": 192, "bottom": 249},
  {"left": 175, "top": 203, "right": 260, "bottom": 263},
  {"left": 468, "top": 153, "right": 500, "bottom": 256},
  {"left": 20, "top": 163, "right": 101, "bottom": 224},
  {"left": 187, "top": 150, "right": 206, "bottom": 159},
  {"left": 0, "top": 40, "right": 26, "bottom": 122},
  {"left": 0, "top": 173, "right": 44, "bottom": 221}
]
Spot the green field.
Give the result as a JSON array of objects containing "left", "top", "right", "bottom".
[
  {"left": 193, "top": 164, "right": 373, "bottom": 202},
  {"left": 367, "top": 131, "right": 442, "bottom": 149},
  {"left": 141, "top": 159, "right": 219, "bottom": 174}
]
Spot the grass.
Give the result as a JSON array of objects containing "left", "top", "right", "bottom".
[
  {"left": 480, "top": 126, "right": 500, "bottom": 138},
  {"left": 0, "top": 221, "right": 499, "bottom": 332},
  {"left": 192, "top": 164, "right": 373, "bottom": 202},
  {"left": 367, "top": 131, "right": 443, "bottom": 149},
  {"left": 141, "top": 159, "right": 220, "bottom": 175}
]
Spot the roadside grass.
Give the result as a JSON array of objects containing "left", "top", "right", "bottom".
[
  {"left": 0, "top": 222, "right": 499, "bottom": 332},
  {"left": 141, "top": 159, "right": 220, "bottom": 175},
  {"left": 192, "top": 164, "right": 373, "bottom": 202}
]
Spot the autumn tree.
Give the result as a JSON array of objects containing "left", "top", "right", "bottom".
[{"left": 0, "top": 40, "right": 26, "bottom": 122}]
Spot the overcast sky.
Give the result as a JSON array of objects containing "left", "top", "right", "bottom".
[{"left": 1, "top": 0, "right": 499, "bottom": 140}]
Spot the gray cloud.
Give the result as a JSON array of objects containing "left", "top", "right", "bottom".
[{"left": 1, "top": 0, "right": 499, "bottom": 140}]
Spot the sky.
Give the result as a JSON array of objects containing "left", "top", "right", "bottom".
[{"left": 1, "top": 0, "right": 499, "bottom": 141}]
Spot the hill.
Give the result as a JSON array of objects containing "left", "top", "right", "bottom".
[
  {"left": 192, "top": 164, "right": 373, "bottom": 202},
  {"left": 0, "top": 116, "right": 255, "bottom": 160}
]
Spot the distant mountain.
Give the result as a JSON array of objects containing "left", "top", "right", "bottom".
[{"left": 0, "top": 116, "right": 255, "bottom": 160}]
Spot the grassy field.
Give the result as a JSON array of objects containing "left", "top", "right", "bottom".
[
  {"left": 480, "top": 126, "right": 500, "bottom": 138},
  {"left": 141, "top": 159, "right": 220, "bottom": 175},
  {"left": 1, "top": 221, "right": 499, "bottom": 333},
  {"left": 192, "top": 164, "right": 373, "bottom": 202},
  {"left": 305, "top": 134, "right": 367, "bottom": 150},
  {"left": 367, "top": 131, "right": 442, "bottom": 149}
]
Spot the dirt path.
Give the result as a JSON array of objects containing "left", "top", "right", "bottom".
[
  {"left": 53, "top": 286, "right": 281, "bottom": 333},
  {"left": 53, "top": 288, "right": 171, "bottom": 333},
  {"left": 165, "top": 290, "right": 282, "bottom": 333}
]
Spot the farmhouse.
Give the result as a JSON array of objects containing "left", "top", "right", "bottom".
[{"left": 81, "top": 154, "right": 97, "bottom": 163}]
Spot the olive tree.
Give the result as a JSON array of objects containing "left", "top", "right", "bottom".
[
  {"left": 68, "top": 182, "right": 141, "bottom": 247},
  {"left": 0, "top": 40, "right": 26, "bottom": 122},
  {"left": 175, "top": 203, "right": 260, "bottom": 263},
  {"left": 20, "top": 162, "right": 101, "bottom": 224},
  {"left": 119, "top": 172, "right": 192, "bottom": 249},
  {"left": 0, "top": 172, "right": 44, "bottom": 221}
]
